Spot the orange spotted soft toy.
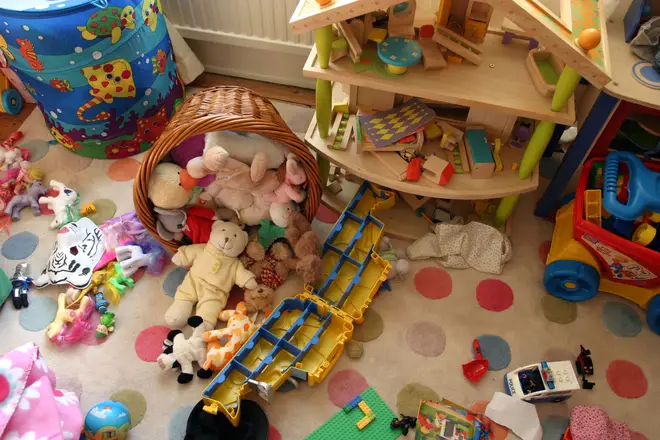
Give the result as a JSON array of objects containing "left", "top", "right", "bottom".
[{"left": 203, "top": 301, "right": 256, "bottom": 371}]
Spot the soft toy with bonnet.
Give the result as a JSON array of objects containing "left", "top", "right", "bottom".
[
  {"left": 165, "top": 220, "right": 257, "bottom": 328},
  {"left": 147, "top": 163, "right": 192, "bottom": 241}
]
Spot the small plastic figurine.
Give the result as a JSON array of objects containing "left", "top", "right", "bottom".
[
  {"left": 38, "top": 180, "right": 80, "bottom": 229},
  {"left": 10, "top": 262, "right": 31, "bottom": 310},
  {"left": 94, "top": 291, "right": 109, "bottom": 314},
  {"left": 391, "top": 414, "right": 417, "bottom": 436},
  {"left": 576, "top": 345, "right": 595, "bottom": 390},
  {"left": 96, "top": 312, "right": 116, "bottom": 339}
]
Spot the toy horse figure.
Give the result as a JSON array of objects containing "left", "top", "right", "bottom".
[
  {"left": 4, "top": 181, "right": 47, "bottom": 221},
  {"left": 46, "top": 293, "right": 94, "bottom": 345},
  {"left": 38, "top": 180, "right": 80, "bottom": 229},
  {"left": 203, "top": 302, "right": 257, "bottom": 371}
]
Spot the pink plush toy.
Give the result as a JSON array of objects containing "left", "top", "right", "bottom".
[
  {"left": 0, "top": 342, "right": 83, "bottom": 439},
  {"left": 186, "top": 146, "right": 279, "bottom": 212},
  {"left": 264, "top": 153, "right": 307, "bottom": 204}
]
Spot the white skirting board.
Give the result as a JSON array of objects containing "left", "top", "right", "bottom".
[{"left": 184, "top": 36, "right": 314, "bottom": 89}]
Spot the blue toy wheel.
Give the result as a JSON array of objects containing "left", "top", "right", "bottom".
[
  {"left": 1, "top": 89, "right": 23, "bottom": 115},
  {"left": 645, "top": 294, "right": 660, "bottom": 335},
  {"left": 544, "top": 260, "right": 600, "bottom": 302}
]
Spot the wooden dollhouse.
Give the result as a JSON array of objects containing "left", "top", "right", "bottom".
[{"left": 289, "top": 0, "right": 612, "bottom": 239}]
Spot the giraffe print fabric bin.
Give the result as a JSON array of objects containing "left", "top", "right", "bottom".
[{"left": 0, "top": 0, "right": 183, "bottom": 158}]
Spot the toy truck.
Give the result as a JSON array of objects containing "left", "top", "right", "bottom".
[{"left": 504, "top": 361, "right": 580, "bottom": 403}]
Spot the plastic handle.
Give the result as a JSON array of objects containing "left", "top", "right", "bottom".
[
  {"left": 473, "top": 339, "right": 483, "bottom": 360},
  {"left": 603, "top": 151, "right": 646, "bottom": 221}
]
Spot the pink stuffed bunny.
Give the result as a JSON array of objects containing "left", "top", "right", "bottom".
[{"left": 264, "top": 153, "right": 306, "bottom": 204}]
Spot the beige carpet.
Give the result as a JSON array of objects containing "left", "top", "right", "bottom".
[{"left": 0, "top": 103, "right": 658, "bottom": 440}]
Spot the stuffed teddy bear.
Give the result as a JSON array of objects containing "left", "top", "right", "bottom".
[
  {"left": 264, "top": 153, "right": 307, "bottom": 204},
  {"left": 286, "top": 211, "right": 323, "bottom": 284},
  {"left": 157, "top": 315, "right": 214, "bottom": 384},
  {"left": 164, "top": 220, "right": 257, "bottom": 328},
  {"left": 241, "top": 241, "right": 293, "bottom": 289},
  {"left": 244, "top": 284, "right": 275, "bottom": 313},
  {"left": 202, "top": 301, "right": 257, "bottom": 371},
  {"left": 242, "top": 211, "right": 322, "bottom": 286}
]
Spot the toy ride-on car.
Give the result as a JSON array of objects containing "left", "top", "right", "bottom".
[{"left": 543, "top": 152, "right": 660, "bottom": 335}]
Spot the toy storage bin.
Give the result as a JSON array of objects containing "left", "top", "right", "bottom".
[
  {"left": 134, "top": 86, "right": 322, "bottom": 253},
  {"left": 0, "top": 0, "right": 184, "bottom": 158}
]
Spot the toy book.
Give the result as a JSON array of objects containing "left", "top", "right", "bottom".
[{"left": 416, "top": 399, "right": 490, "bottom": 440}]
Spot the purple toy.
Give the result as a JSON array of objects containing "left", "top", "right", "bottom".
[
  {"left": 170, "top": 134, "right": 214, "bottom": 187},
  {"left": 4, "top": 182, "right": 47, "bottom": 221}
]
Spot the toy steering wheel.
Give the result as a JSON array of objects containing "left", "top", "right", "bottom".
[{"left": 603, "top": 151, "right": 660, "bottom": 221}]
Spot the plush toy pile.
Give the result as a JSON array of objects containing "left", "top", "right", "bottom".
[{"left": 149, "top": 130, "right": 323, "bottom": 383}]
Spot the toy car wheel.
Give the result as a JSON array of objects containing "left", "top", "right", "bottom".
[
  {"left": 645, "top": 294, "right": 660, "bottom": 335},
  {"left": 544, "top": 260, "right": 600, "bottom": 302},
  {"left": 1, "top": 89, "right": 23, "bottom": 115}
]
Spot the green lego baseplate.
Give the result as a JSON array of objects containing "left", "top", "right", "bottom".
[{"left": 305, "top": 387, "right": 399, "bottom": 440}]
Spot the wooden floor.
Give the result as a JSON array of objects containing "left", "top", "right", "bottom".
[
  {"left": 0, "top": 103, "right": 34, "bottom": 140},
  {"left": 191, "top": 73, "right": 315, "bottom": 107}
]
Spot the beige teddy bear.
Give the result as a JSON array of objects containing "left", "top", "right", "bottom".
[{"left": 164, "top": 220, "right": 258, "bottom": 328}]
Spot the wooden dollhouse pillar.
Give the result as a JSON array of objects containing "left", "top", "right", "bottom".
[
  {"left": 314, "top": 24, "right": 334, "bottom": 188},
  {"left": 315, "top": 25, "right": 333, "bottom": 139},
  {"left": 495, "top": 30, "right": 601, "bottom": 225}
]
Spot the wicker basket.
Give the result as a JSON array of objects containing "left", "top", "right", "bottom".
[{"left": 134, "top": 86, "right": 321, "bottom": 253}]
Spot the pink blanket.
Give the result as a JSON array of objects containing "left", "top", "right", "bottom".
[{"left": 0, "top": 342, "right": 83, "bottom": 439}]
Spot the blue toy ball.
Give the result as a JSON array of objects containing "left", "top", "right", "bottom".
[{"left": 84, "top": 400, "right": 131, "bottom": 440}]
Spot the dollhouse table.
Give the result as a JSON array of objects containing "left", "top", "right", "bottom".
[{"left": 534, "top": 0, "right": 660, "bottom": 218}]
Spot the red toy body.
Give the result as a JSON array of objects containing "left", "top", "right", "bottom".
[{"left": 574, "top": 158, "right": 660, "bottom": 288}]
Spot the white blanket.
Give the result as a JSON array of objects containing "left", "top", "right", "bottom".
[{"left": 406, "top": 222, "right": 512, "bottom": 275}]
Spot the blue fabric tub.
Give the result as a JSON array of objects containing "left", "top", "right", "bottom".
[{"left": 0, "top": 0, "right": 184, "bottom": 158}]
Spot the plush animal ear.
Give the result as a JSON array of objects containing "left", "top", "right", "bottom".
[{"left": 211, "top": 220, "right": 225, "bottom": 230}]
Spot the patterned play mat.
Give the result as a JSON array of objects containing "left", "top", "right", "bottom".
[{"left": 0, "top": 104, "right": 657, "bottom": 440}]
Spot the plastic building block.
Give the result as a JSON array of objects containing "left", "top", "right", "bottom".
[
  {"left": 344, "top": 396, "right": 363, "bottom": 413},
  {"left": 201, "top": 182, "right": 392, "bottom": 427},
  {"left": 424, "top": 121, "right": 442, "bottom": 140},
  {"left": 584, "top": 189, "right": 602, "bottom": 227},
  {"left": 306, "top": 388, "right": 399, "bottom": 440}
]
